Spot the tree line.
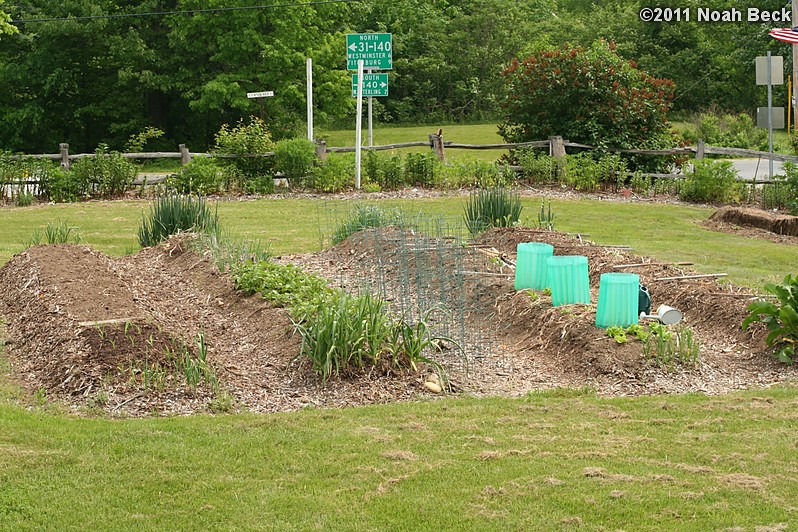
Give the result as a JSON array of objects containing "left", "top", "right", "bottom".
[{"left": 0, "top": 0, "right": 792, "bottom": 153}]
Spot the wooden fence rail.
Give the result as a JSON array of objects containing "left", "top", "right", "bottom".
[{"left": 4, "top": 133, "right": 798, "bottom": 174}]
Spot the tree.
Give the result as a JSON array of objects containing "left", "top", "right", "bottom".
[
  {"left": 0, "top": 0, "right": 18, "bottom": 37},
  {"left": 498, "top": 40, "right": 675, "bottom": 153}
]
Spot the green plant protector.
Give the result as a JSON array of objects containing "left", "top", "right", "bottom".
[{"left": 514, "top": 242, "right": 553, "bottom": 290}]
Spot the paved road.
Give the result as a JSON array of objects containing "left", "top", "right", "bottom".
[{"left": 729, "top": 158, "right": 784, "bottom": 181}]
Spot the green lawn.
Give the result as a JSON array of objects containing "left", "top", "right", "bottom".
[
  {"left": 2, "top": 195, "right": 798, "bottom": 529},
  {"left": 2, "top": 195, "right": 793, "bottom": 288},
  {"left": 1, "top": 385, "right": 796, "bottom": 530}
]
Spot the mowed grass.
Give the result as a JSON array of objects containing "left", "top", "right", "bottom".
[
  {"left": 0, "top": 385, "right": 797, "bottom": 530},
  {"left": 1, "top": 194, "right": 798, "bottom": 528},
  {"left": 2, "top": 195, "right": 793, "bottom": 288}
]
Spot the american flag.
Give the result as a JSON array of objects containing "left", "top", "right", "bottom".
[{"left": 769, "top": 27, "right": 798, "bottom": 44}]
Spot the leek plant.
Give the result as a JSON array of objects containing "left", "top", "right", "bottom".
[{"left": 138, "top": 194, "right": 220, "bottom": 247}]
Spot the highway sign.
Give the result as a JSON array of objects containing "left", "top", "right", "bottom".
[
  {"left": 247, "top": 91, "right": 274, "bottom": 99},
  {"left": 351, "top": 73, "right": 389, "bottom": 97},
  {"left": 346, "top": 33, "right": 392, "bottom": 70}
]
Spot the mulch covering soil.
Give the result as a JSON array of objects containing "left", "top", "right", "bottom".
[{"left": 1, "top": 227, "right": 796, "bottom": 416}]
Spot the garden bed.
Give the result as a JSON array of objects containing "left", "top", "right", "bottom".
[{"left": 0, "top": 228, "right": 795, "bottom": 416}]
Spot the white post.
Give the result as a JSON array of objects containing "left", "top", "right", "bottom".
[
  {"left": 306, "top": 58, "right": 314, "bottom": 142},
  {"left": 367, "top": 69, "right": 374, "bottom": 147},
  {"left": 768, "top": 51, "right": 774, "bottom": 179},
  {"left": 355, "top": 60, "right": 364, "bottom": 189}
]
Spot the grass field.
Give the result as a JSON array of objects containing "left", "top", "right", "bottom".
[
  {"left": 1, "top": 195, "right": 794, "bottom": 288},
  {"left": 2, "top": 123, "right": 798, "bottom": 529}
]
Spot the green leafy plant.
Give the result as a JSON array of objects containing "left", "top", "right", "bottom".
[
  {"left": 463, "top": 186, "right": 522, "bottom": 236},
  {"left": 643, "top": 323, "right": 700, "bottom": 369},
  {"left": 169, "top": 157, "right": 222, "bottom": 195},
  {"left": 213, "top": 117, "right": 275, "bottom": 182},
  {"left": 742, "top": 274, "right": 798, "bottom": 363},
  {"left": 605, "top": 326, "right": 628, "bottom": 344},
  {"left": 517, "top": 149, "right": 558, "bottom": 184},
  {"left": 405, "top": 152, "right": 438, "bottom": 187},
  {"left": 138, "top": 194, "right": 220, "bottom": 247},
  {"left": 70, "top": 144, "right": 138, "bottom": 198},
  {"left": 125, "top": 127, "right": 166, "bottom": 153},
  {"left": 273, "top": 138, "right": 317, "bottom": 186},
  {"left": 774, "top": 162, "right": 798, "bottom": 215},
  {"left": 24, "top": 219, "right": 82, "bottom": 248},
  {"left": 233, "top": 260, "right": 334, "bottom": 322},
  {"left": 537, "top": 200, "right": 555, "bottom": 230},
  {"left": 309, "top": 154, "right": 354, "bottom": 192},
  {"left": 679, "top": 159, "right": 743, "bottom": 204}
]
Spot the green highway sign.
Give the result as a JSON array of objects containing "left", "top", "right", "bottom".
[
  {"left": 347, "top": 33, "right": 392, "bottom": 71},
  {"left": 351, "top": 73, "right": 389, "bottom": 97}
]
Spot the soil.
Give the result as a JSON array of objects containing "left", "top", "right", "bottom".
[
  {"left": 708, "top": 206, "right": 798, "bottom": 239},
  {"left": 1, "top": 223, "right": 796, "bottom": 417}
]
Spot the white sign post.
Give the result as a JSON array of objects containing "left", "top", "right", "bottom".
[
  {"left": 306, "top": 59, "right": 314, "bottom": 142},
  {"left": 355, "top": 60, "right": 364, "bottom": 189},
  {"left": 756, "top": 54, "right": 784, "bottom": 178}
]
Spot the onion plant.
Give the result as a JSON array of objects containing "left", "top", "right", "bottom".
[
  {"left": 463, "top": 186, "right": 522, "bottom": 236},
  {"left": 138, "top": 194, "right": 220, "bottom": 247}
]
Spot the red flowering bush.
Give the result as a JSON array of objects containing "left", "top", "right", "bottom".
[{"left": 499, "top": 41, "right": 675, "bottom": 155}]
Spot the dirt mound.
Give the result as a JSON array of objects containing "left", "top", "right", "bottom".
[
  {"left": 0, "top": 240, "right": 423, "bottom": 415},
  {"left": 2, "top": 227, "right": 796, "bottom": 416},
  {"left": 710, "top": 206, "right": 798, "bottom": 237},
  {"left": 283, "top": 226, "right": 797, "bottom": 397}
]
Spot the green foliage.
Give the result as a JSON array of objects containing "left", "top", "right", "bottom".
[
  {"left": 292, "top": 291, "right": 452, "bottom": 383},
  {"left": 682, "top": 111, "right": 766, "bottom": 150},
  {"left": 70, "top": 145, "right": 138, "bottom": 198},
  {"left": 517, "top": 150, "right": 558, "bottom": 184},
  {"left": 273, "top": 138, "right": 317, "bottom": 186},
  {"left": 170, "top": 157, "right": 222, "bottom": 196},
  {"left": 561, "top": 152, "right": 629, "bottom": 192},
  {"left": 679, "top": 159, "right": 743, "bottom": 204},
  {"left": 241, "top": 174, "right": 276, "bottom": 195},
  {"left": 213, "top": 118, "right": 275, "bottom": 181},
  {"left": 536, "top": 201, "right": 555, "bottom": 230},
  {"left": 742, "top": 274, "right": 798, "bottom": 364},
  {"left": 404, "top": 152, "right": 438, "bottom": 186},
  {"left": 233, "top": 260, "right": 334, "bottom": 322},
  {"left": 463, "top": 186, "right": 522, "bottom": 235},
  {"left": 643, "top": 323, "right": 700, "bottom": 369},
  {"left": 125, "top": 127, "right": 166, "bottom": 153},
  {"left": 774, "top": 162, "right": 798, "bottom": 215},
  {"left": 331, "top": 204, "right": 409, "bottom": 245},
  {"left": 138, "top": 194, "right": 220, "bottom": 248},
  {"left": 436, "top": 160, "right": 515, "bottom": 189},
  {"left": 24, "top": 219, "right": 82, "bottom": 248},
  {"left": 500, "top": 41, "right": 675, "bottom": 161},
  {"left": 0, "top": 154, "right": 70, "bottom": 203},
  {"left": 15, "top": 191, "right": 33, "bottom": 207},
  {"left": 309, "top": 154, "right": 353, "bottom": 193}
]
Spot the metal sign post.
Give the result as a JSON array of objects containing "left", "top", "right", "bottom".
[
  {"left": 306, "top": 59, "right": 313, "bottom": 142},
  {"left": 355, "top": 60, "right": 364, "bottom": 189},
  {"left": 755, "top": 54, "right": 784, "bottom": 178}
]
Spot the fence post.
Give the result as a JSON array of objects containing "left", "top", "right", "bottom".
[
  {"left": 59, "top": 143, "right": 70, "bottom": 170},
  {"left": 429, "top": 128, "right": 446, "bottom": 161},
  {"left": 549, "top": 136, "right": 566, "bottom": 160},
  {"left": 696, "top": 139, "right": 705, "bottom": 160},
  {"left": 179, "top": 144, "right": 191, "bottom": 166},
  {"left": 315, "top": 139, "right": 328, "bottom": 161}
]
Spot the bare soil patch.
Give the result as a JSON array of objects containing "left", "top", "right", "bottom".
[{"left": 0, "top": 227, "right": 796, "bottom": 416}]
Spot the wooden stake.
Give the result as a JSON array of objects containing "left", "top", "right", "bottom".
[{"left": 653, "top": 273, "right": 728, "bottom": 282}]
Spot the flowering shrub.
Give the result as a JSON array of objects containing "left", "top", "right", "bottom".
[{"left": 499, "top": 40, "right": 675, "bottom": 167}]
